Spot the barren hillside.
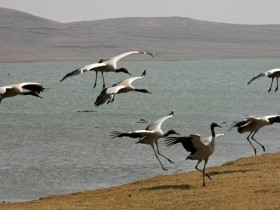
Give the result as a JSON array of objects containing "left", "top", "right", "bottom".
[{"left": 1, "top": 8, "right": 280, "bottom": 61}]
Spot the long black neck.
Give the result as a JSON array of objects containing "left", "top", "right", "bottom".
[
  {"left": 164, "top": 130, "right": 173, "bottom": 137},
  {"left": 211, "top": 125, "right": 216, "bottom": 137}
]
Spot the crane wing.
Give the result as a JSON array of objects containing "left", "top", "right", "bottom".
[
  {"left": 247, "top": 73, "right": 265, "bottom": 85},
  {"left": 94, "top": 86, "right": 125, "bottom": 107},
  {"left": 110, "top": 130, "right": 154, "bottom": 139},
  {"left": 113, "top": 70, "right": 146, "bottom": 87},
  {"left": 229, "top": 116, "right": 259, "bottom": 131},
  {"left": 165, "top": 134, "right": 204, "bottom": 154},
  {"left": 20, "top": 83, "right": 45, "bottom": 93},
  {"left": 111, "top": 51, "right": 154, "bottom": 62},
  {"left": 201, "top": 134, "right": 224, "bottom": 145},
  {"left": 145, "top": 111, "right": 174, "bottom": 131},
  {"left": 247, "top": 68, "right": 280, "bottom": 85},
  {"left": 60, "top": 63, "right": 106, "bottom": 82}
]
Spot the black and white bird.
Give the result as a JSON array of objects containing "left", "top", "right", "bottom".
[
  {"left": 0, "top": 82, "right": 44, "bottom": 103},
  {"left": 165, "top": 123, "right": 222, "bottom": 186},
  {"left": 247, "top": 68, "right": 280, "bottom": 92},
  {"left": 94, "top": 70, "right": 151, "bottom": 107},
  {"left": 60, "top": 51, "right": 155, "bottom": 88},
  {"left": 229, "top": 115, "right": 280, "bottom": 155},
  {"left": 110, "top": 111, "right": 180, "bottom": 171}
]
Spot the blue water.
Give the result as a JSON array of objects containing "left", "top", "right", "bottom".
[{"left": 0, "top": 59, "right": 280, "bottom": 202}]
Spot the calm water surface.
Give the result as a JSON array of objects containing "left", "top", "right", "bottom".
[{"left": 0, "top": 59, "right": 280, "bottom": 201}]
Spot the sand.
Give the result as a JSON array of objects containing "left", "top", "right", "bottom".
[{"left": 1, "top": 152, "right": 280, "bottom": 210}]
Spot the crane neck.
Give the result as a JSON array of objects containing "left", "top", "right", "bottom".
[{"left": 211, "top": 125, "right": 216, "bottom": 137}]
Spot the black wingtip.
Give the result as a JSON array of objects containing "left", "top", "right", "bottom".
[
  {"left": 169, "top": 111, "right": 174, "bottom": 116},
  {"left": 141, "top": 70, "right": 146, "bottom": 77}
]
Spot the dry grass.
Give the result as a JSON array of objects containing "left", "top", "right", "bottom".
[{"left": 1, "top": 153, "right": 280, "bottom": 210}]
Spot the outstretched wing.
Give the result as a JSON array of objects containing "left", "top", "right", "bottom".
[
  {"left": 60, "top": 63, "right": 106, "bottom": 82},
  {"left": 20, "top": 82, "right": 45, "bottom": 93},
  {"left": 110, "top": 130, "right": 154, "bottom": 139},
  {"left": 165, "top": 135, "right": 203, "bottom": 154},
  {"left": 201, "top": 134, "right": 224, "bottom": 145},
  {"left": 228, "top": 116, "right": 258, "bottom": 131},
  {"left": 113, "top": 70, "right": 146, "bottom": 87},
  {"left": 94, "top": 86, "right": 124, "bottom": 107},
  {"left": 247, "top": 68, "right": 280, "bottom": 85},
  {"left": 247, "top": 73, "right": 265, "bottom": 85},
  {"left": 145, "top": 111, "right": 174, "bottom": 131},
  {"left": 110, "top": 51, "right": 155, "bottom": 62}
]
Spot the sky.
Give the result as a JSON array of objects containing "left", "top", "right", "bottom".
[{"left": 0, "top": 0, "right": 280, "bottom": 25}]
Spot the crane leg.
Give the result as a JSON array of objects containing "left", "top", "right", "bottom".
[
  {"left": 93, "top": 71, "right": 98, "bottom": 88},
  {"left": 251, "top": 131, "right": 265, "bottom": 152},
  {"left": 151, "top": 145, "right": 167, "bottom": 171},
  {"left": 247, "top": 132, "right": 257, "bottom": 155},
  {"left": 268, "top": 77, "right": 274, "bottom": 92},
  {"left": 155, "top": 141, "right": 174, "bottom": 164},
  {"left": 195, "top": 160, "right": 211, "bottom": 183},
  {"left": 101, "top": 72, "right": 106, "bottom": 89}
]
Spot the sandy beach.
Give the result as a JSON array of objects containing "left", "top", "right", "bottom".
[{"left": 0, "top": 152, "right": 279, "bottom": 210}]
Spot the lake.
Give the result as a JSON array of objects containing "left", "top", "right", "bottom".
[{"left": 0, "top": 59, "right": 280, "bottom": 202}]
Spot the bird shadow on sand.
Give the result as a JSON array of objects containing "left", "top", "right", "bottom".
[
  {"left": 141, "top": 184, "right": 193, "bottom": 191},
  {"left": 207, "top": 169, "right": 254, "bottom": 177}
]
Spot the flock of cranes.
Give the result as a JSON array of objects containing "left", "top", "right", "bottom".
[{"left": 1, "top": 50, "right": 280, "bottom": 187}]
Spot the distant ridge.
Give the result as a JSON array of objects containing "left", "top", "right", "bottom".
[{"left": 1, "top": 7, "right": 280, "bottom": 62}]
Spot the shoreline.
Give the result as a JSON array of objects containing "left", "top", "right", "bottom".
[{"left": 0, "top": 152, "right": 280, "bottom": 209}]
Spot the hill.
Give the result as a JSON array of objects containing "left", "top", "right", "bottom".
[
  {"left": 0, "top": 152, "right": 280, "bottom": 209},
  {"left": 1, "top": 8, "right": 280, "bottom": 61}
]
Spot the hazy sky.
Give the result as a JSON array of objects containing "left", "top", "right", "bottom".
[{"left": 0, "top": 0, "right": 280, "bottom": 24}]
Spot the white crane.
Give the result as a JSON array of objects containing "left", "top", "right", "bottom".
[
  {"left": 229, "top": 115, "right": 280, "bottom": 155},
  {"left": 0, "top": 82, "right": 44, "bottom": 103},
  {"left": 110, "top": 111, "right": 180, "bottom": 171},
  {"left": 165, "top": 123, "right": 222, "bottom": 186},
  {"left": 60, "top": 51, "right": 155, "bottom": 88},
  {"left": 94, "top": 70, "right": 151, "bottom": 107},
  {"left": 247, "top": 68, "right": 280, "bottom": 92}
]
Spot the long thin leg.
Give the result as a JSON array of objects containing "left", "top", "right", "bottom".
[
  {"left": 275, "top": 77, "right": 279, "bottom": 92},
  {"left": 247, "top": 132, "right": 257, "bottom": 155},
  {"left": 151, "top": 144, "right": 167, "bottom": 171},
  {"left": 195, "top": 160, "right": 211, "bottom": 180},
  {"left": 251, "top": 130, "right": 265, "bottom": 152},
  {"left": 101, "top": 71, "right": 105, "bottom": 89},
  {"left": 93, "top": 71, "right": 98, "bottom": 88},
  {"left": 268, "top": 77, "right": 274, "bottom": 92},
  {"left": 155, "top": 141, "right": 174, "bottom": 164},
  {"left": 202, "top": 160, "right": 209, "bottom": 187}
]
